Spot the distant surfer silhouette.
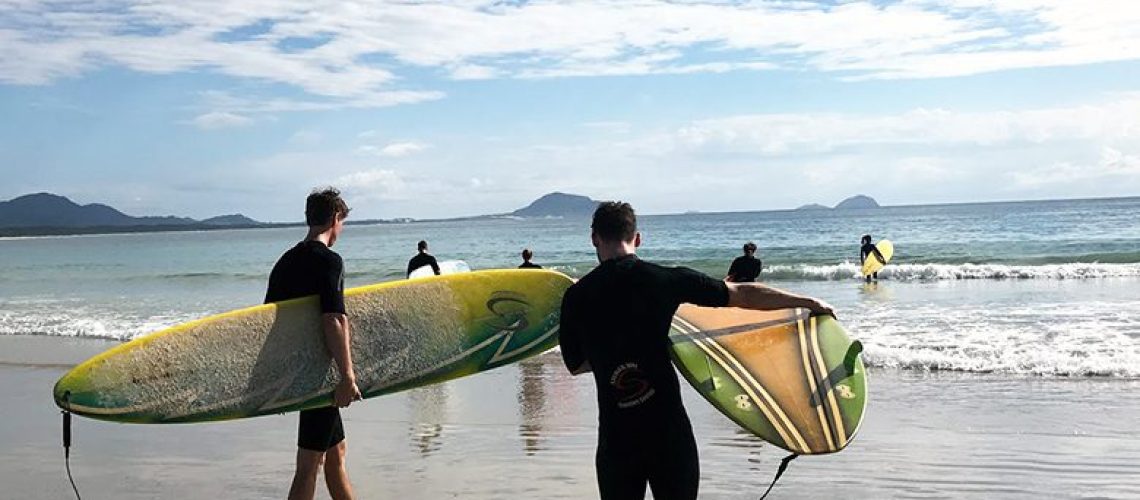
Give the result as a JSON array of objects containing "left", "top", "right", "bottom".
[
  {"left": 518, "top": 248, "right": 542, "bottom": 269},
  {"left": 725, "top": 241, "right": 763, "bottom": 282},
  {"left": 860, "top": 234, "right": 886, "bottom": 283},
  {"left": 406, "top": 240, "right": 441, "bottom": 278}
]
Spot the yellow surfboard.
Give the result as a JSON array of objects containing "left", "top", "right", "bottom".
[
  {"left": 861, "top": 239, "right": 894, "bottom": 276},
  {"left": 53, "top": 269, "right": 572, "bottom": 423}
]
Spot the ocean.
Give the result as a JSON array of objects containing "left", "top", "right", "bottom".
[
  {"left": 3, "top": 196, "right": 1138, "bottom": 375},
  {"left": 1, "top": 196, "right": 1139, "bottom": 499}
]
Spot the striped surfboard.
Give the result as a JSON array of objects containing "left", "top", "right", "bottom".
[{"left": 670, "top": 305, "right": 867, "bottom": 455}]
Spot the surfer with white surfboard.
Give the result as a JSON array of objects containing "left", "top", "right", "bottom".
[{"left": 559, "top": 201, "right": 835, "bottom": 500}]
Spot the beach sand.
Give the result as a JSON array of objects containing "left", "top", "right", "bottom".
[{"left": 2, "top": 334, "right": 1138, "bottom": 499}]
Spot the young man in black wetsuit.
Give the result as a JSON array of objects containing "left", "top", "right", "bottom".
[
  {"left": 725, "top": 241, "right": 763, "bottom": 282},
  {"left": 559, "top": 202, "right": 835, "bottom": 500},
  {"left": 265, "top": 188, "right": 361, "bottom": 500},
  {"left": 518, "top": 248, "right": 542, "bottom": 269},
  {"left": 860, "top": 234, "right": 885, "bottom": 283},
  {"left": 406, "top": 240, "right": 440, "bottom": 278}
]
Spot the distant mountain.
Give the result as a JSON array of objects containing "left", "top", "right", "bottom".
[
  {"left": 834, "top": 195, "right": 880, "bottom": 210},
  {"left": 0, "top": 192, "right": 262, "bottom": 232},
  {"left": 796, "top": 203, "right": 831, "bottom": 211},
  {"left": 201, "top": 214, "right": 260, "bottom": 226},
  {"left": 795, "top": 195, "right": 881, "bottom": 211},
  {"left": 511, "top": 192, "right": 599, "bottom": 218}
]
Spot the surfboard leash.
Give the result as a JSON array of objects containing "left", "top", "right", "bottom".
[
  {"left": 61, "top": 391, "right": 82, "bottom": 500},
  {"left": 757, "top": 453, "right": 798, "bottom": 500}
]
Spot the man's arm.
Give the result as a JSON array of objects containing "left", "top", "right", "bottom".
[
  {"left": 726, "top": 281, "right": 835, "bottom": 317},
  {"left": 430, "top": 256, "right": 441, "bottom": 276},
  {"left": 558, "top": 288, "right": 591, "bottom": 375},
  {"left": 323, "top": 313, "right": 361, "bottom": 407}
]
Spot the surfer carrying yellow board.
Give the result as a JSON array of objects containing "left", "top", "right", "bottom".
[
  {"left": 559, "top": 201, "right": 835, "bottom": 500},
  {"left": 265, "top": 188, "right": 360, "bottom": 500},
  {"left": 860, "top": 234, "right": 886, "bottom": 283}
]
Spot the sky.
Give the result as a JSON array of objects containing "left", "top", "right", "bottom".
[{"left": 1, "top": 0, "right": 1139, "bottom": 222}]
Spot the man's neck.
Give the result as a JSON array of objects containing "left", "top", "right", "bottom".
[
  {"left": 596, "top": 243, "right": 636, "bottom": 262},
  {"left": 305, "top": 228, "right": 333, "bottom": 247}
]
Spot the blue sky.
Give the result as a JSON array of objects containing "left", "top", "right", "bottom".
[{"left": 1, "top": 0, "right": 1139, "bottom": 221}]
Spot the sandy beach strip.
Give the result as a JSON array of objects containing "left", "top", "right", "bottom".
[{"left": 2, "top": 334, "right": 1139, "bottom": 499}]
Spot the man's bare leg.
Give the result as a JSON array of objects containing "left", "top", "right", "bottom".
[
  {"left": 324, "top": 441, "right": 355, "bottom": 500},
  {"left": 288, "top": 448, "right": 325, "bottom": 500}
]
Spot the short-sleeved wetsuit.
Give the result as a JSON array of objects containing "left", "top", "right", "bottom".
[
  {"left": 265, "top": 240, "right": 347, "bottom": 452},
  {"left": 726, "top": 255, "right": 763, "bottom": 282},
  {"left": 559, "top": 255, "right": 729, "bottom": 500},
  {"left": 406, "top": 253, "right": 440, "bottom": 277}
]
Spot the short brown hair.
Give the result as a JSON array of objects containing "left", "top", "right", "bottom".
[
  {"left": 305, "top": 187, "right": 349, "bottom": 227},
  {"left": 592, "top": 201, "right": 637, "bottom": 242}
]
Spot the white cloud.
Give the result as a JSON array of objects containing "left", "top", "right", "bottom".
[
  {"left": 360, "top": 141, "right": 428, "bottom": 157},
  {"left": 659, "top": 96, "right": 1140, "bottom": 156},
  {"left": 333, "top": 169, "right": 407, "bottom": 200},
  {"left": 1010, "top": 147, "right": 1140, "bottom": 188},
  {"left": 189, "top": 111, "right": 253, "bottom": 130},
  {"left": 2, "top": 0, "right": 1139, "bottom": 110}
]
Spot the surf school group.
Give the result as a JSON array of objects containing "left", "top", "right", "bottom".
[{"left": 55, "top": 188, "right": 873, "bottom": 500}]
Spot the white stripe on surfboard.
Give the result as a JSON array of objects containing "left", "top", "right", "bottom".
[
  {"left": 796, "top": 310, "right": 837, "bottom": 452},
  {"left": 673, "top": 316, "right": 809, "bottom": 454},
  {"left": 809, "top": 315, "right": 848, "bottom": 447}
]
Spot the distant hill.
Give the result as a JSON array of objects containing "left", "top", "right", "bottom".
[
  {"left": 200, "top": 214, "right": 261, "bottom": 226},
  {"left": 511, "top": 192, "right": 599, "bottom": 218},
  {"left": 795, "top": 195, "right": 881, "bottom": 211},
  {"left": 834, "top": 195, "right": 880, "bottom": 210},
  {"left": 0, "top": 193, "right": 263, "bottom": 233},
  {"left": 796, "top": 203, "right": 831, "bottom": 211}
]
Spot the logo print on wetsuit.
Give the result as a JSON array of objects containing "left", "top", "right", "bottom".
[{"left": 610, "top": 363, "right": 656, "bottom": 408}]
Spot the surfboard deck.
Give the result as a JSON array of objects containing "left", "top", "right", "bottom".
[
  {"left": 861, "top": 240, "right": 894, "bottom": 276},
  {"left": 54, "top": 269, "right": 571, "bottom": 423},
  {"left": 670, "top": 305, "right": 867, "bottom": 455}
]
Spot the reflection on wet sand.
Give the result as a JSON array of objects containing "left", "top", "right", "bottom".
[
  {"left": 517, "top": 357, "right": 547, "bottom": 455},
  {"left": 408, "top": 383, "right": 448, "bottom": 456}
]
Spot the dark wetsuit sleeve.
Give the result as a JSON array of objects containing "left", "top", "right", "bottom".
[
  {"left": 670, "top": 266, "right": 730, "bottom": 307},
  {"left": 726, "top": 258, "right": 741, "bottom": 281},
  {"left": 319, "top": 255, "right": 346, "bottom": 315},
  {"left": 558, "top": 287, "right": 587, "bottom": 373},
  {"left": 430, "top": 256, "right": 441, "bottom": 275}
]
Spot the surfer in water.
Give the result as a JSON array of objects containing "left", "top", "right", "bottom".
[
  {"left": 265, "top": 188, "right": 361, "bottom": 500},
  {"left": 406, "top": 240, "right": 441, "bottom": 278},
  {"left": 518, "top": 248, "right": 542, "bottom": 269},
  {"left": 860, "top": 234, "right": 886, "bottom": 283},
  {"left": 559, "top": 201, "right": 835, "bottom": 500},
  {"left": 725, "top": 241, "right": 762, "bottom": 282}
]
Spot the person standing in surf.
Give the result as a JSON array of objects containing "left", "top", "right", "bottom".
[
  {"left": 725, "top": 241, "right": 763, "bottom": 282},
  {"left": 518, "top": 248, "right": 542, "bottom": 269},
  {"left": 265, "top": 188, "right": 361, "bottom": 500},
  {"left": 406, "top": 240, "right": 441, "bottom": 278},
  {"left": 559, "top": 201, "right": 835, "bottom": 500},
  {"left": 860, "top": 234, "right": 885, "bottom": 283}
]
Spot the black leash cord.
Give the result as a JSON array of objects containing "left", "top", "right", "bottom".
[
  {"left": 758, "top": 453, "right": 798, "bottom": 500},
  {"left": 62, "top": 391, "right": 82, "bottom": 500}
]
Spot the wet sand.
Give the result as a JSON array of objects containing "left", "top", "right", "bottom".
[{"left": 2, "top": 334, "right": 1139, "bottom": 499}]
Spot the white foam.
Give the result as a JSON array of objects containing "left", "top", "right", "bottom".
[
  {"left": 765, "top": 262, "right": 1140, "bottom": 281},
  {"left": 845, "top": 300, "right": 1140, "bottom": 377}
]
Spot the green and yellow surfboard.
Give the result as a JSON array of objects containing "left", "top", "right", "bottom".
[
  {"left": 671, "top": 305, "right": 867, "bottom": 455},
  {"left": 54, "top": 269, "right": 572, "bottom": 423}
]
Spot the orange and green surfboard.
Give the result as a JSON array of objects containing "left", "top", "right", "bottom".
[{"left": 670, "top": 306, "right": 867, "bottom": 455}]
